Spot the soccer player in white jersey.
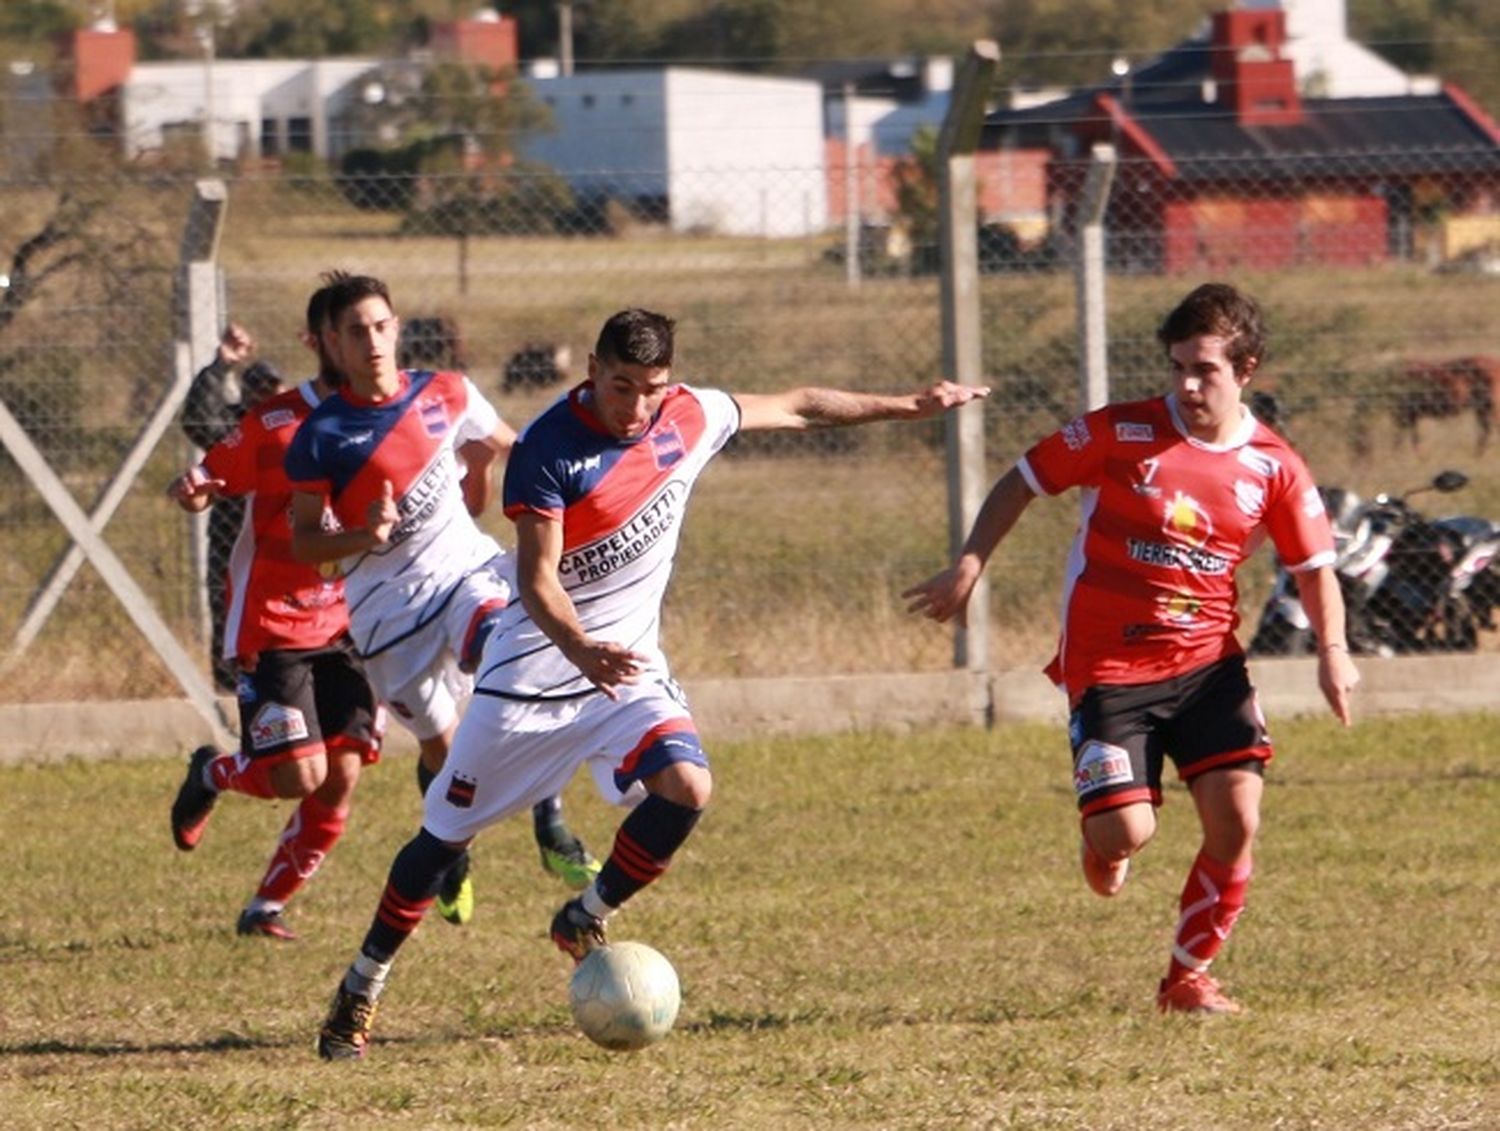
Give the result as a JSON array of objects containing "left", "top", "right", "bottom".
[
  {"left": 315, "top": 307, "right": 990, "bottom": 1059},
  {"left": 284, "top": 274, "right": 599, "bottom": 929}
]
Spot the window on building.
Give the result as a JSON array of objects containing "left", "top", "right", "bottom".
[
  {"left": 287, "top": 116, "right": 312, "bottom": 153},
  {"left": 260, "top": 117, "right": 280, "bottom": 156}
]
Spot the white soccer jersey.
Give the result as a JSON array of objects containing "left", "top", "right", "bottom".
[
  {"left": 284, "top": 369, "right": 506, "bottom": 660},
  {"left": 476, "top": 382, "right": 741, "bottom": 700}
]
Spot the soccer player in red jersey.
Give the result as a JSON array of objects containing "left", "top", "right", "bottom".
[
  {"left": 905, "top": 283, "right": 1361, "bottom": 1015},
  {"left": 167, "top": 283, "right": 383, "bottom": 941}
]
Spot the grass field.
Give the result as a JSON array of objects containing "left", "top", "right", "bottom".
[{"left": 2, "top": 713, "right": 1495, "bottom": 1129}]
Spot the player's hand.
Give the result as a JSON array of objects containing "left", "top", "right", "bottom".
[
  {"left": 902, "top": 557, "right": 982, "bottom": 625},
  {"left": 366, "top": 479, "right": 399, "bottom": 544},
  {"left": 217, "top": 321, "right": 255, "bottom": 367},
  {"left": 571, "top": 640, "right": 648, "bottom": 699},
  {"left": 1318, "top": 646, "right": 1360, "bottom": 727},
  {"left": 166, "top": 465, "right": 225, "bottom": 507},
  {"left": 912, "top": 380, "right": 990, "bottom": 418}
]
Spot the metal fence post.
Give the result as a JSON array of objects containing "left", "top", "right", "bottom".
[
  {"left": 1076, "top": 144, "right": 1117, "bottom": 411},
  {"left": 938, "top": 41, "right": 1000, "bottom": 695},
  {"left": 843, "top": 81, "right": 862, "bottom": 289},
  {"left": 178, "top": 181, "right": 229, "bottom": 660}
]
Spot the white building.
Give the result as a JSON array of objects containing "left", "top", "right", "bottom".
[
  {"left": 120, "top": 57, "right": 379, "bottom": 162},
  {"left": 520, "top": 68, "right": 827, "bottom": 237},
  {"left": 1247, "top": 0, "right": 1437, "bottom": 97}
]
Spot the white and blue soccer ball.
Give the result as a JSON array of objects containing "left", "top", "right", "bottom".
[{"left": 568, "top": 941, "right": 681, "bottom": 1051}]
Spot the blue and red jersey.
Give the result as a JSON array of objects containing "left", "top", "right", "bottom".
[
  {"left": 476, "top": 382, "right": 741, "bottom": 699},
  {"left": 284, "top": 369, "right": 505, "bottom": 658}
]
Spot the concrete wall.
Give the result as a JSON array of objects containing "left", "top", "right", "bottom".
[{"left": 3, "top": 654, "right": 1494, "bottom": 765}]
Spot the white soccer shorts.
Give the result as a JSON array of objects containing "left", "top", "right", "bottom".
[{"left": 422, "top": 678, "right": 702, "bottom": 843}]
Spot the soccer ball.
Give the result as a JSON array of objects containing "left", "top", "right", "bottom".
[{"left": 568, "top": 941, "right": 681, "bottom": 1051}]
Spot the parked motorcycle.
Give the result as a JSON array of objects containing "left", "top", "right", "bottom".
[{"left": 1248, "top": 470, "right": 1500, "bottom": 656}]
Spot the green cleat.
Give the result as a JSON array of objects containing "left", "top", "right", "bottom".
[
  {"left": 539, "top": 834, "right": 603, "bottom": 891},
  {"left": 435, "top": 852, "right": 474, "bottom": 926}
]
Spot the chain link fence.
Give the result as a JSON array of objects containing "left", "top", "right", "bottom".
[{"left": 3, "top": 134, "right": 1499, "bottom": 707}]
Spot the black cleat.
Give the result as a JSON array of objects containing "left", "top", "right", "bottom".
[
  {"left": 171, "top": 744, "right": 221, "bottom": 851},
  {"left": 549, "top": 897, "right": 607, "bottom": 964},
  {"left": 236, "top": 907, "right": 297, "bottom": 941},
  {"left": 317, "top": 983, "right": 377, "bottom": 1061}
]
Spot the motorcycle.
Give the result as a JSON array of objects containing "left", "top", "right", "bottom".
[{"left": 1248, "top": 470, "right": 1500, "bottom": 656}]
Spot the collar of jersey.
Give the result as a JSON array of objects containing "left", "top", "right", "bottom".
[
  {"left": 338, "top": 370, "right": 411, "bottom": 408},
  {"left": 1164, "top": 393, "right": 1256, "bottom": 452}
]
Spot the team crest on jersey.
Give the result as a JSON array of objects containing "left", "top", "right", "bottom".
[
  {"left": 1234, "top": 479, "right": 1266, "bottom": 518},
  {"left": 445, "top": 773, "right": 477, "bottom": 808},
  {"left": 419, "top": 396, "right": 449, "bottom": 436},
  {"left": 1115, "top": 421, "right": 1154, "bottom": 443},
  {"left": 1163, "top": 490, "right": 1214, "bottom": 548},
  {"left": 650, "top": 422, "right": 686, "bottom": 469},
  {"left": 248, "top": 702, "right": 310, "bottom": 750}
]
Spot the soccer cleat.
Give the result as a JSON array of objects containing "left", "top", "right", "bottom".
[
  {"left": 171, "top": 744, "right": 222, "bottom": 851},
  {"left": 434, "top": 852, "right": 474, "bottom": 926},
  {"left": 1080, "top": 837, "right": 1130, "bottom": 898},
  {"left": 539, "top": 833, "right": 603, "bottom": 892},
  {"left": 317, "top": 983, "right": 378, "bottom": 1061},
  {"left": 1157, "top": 971, "right": 1244, "bottom": 1016},
  {"left": 236, "top": 907, "right": 297, "bottom": 941},
  {"left": 550, "top": 897, "right": 608, "bottom": 964}
]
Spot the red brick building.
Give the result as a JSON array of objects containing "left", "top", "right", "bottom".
[{"left": 986, "top": 5, "right": 1500, "bottom": 273}]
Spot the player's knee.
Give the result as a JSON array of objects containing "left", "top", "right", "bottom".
[
  {"left": 647, "top": 762, "right": 712, "bottom": 810},
  {"left": 271, "top": 755, "right": 328, "bottom": 799},
  {"left": 1207, "top": 806, "right": 1259, "bottom": 858},
  {"left": 1084, "top": 802, "right": 1155, "bottom": 859},
  {"left": 318, "top": 752, "right": 363, "bottom": 805}
]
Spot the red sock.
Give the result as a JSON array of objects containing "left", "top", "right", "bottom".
[
  {"left": 255, "top": 794, "right": 348, "bottom": 903},
  {"left": 1167, "top": 849, "right": 1252, "bottom": 983},
  {"left": 207, "top": 751, "right": 279, "bottom": 799}
]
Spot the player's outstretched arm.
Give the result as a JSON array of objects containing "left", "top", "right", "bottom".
[
  {"left": 1293, "top": 564, "right": 1361, "bottom": 726},
  {"left": 514, "top": 512, "right": 647, "bottom": 699},
  {"left": 733, "top": 380, "right": 988, "bottom": 433},
  {"left": 903, "top": 465, "right": 1036, "bottom": 625}
]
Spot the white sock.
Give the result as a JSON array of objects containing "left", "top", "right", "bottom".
[
  {"left": 580, "top": 884, "right": 616, "bottom": 921},
  {"left": 346, "top": 953, "right": 392, "bottom": 999}
]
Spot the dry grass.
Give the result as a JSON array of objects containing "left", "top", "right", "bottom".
[{"left": 1, "top": 713, "right": 1495, "bottom": 1129}]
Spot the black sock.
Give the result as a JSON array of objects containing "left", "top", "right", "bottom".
[
  {"left": 362, "top": 828, "right": 465, "bottom": 962},
  {"left": 595, "top": 794, "right": 702, "bottom": 909}
]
